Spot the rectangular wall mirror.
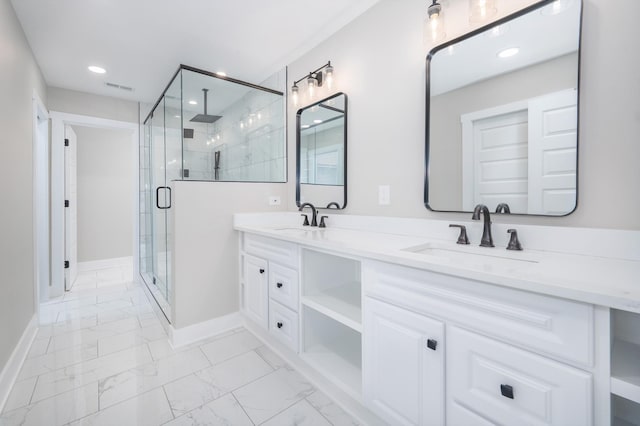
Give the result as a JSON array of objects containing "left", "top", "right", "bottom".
[
  {"left": 297, "top": 92, "right": 347, "bottom": 209},
  {"left": 425, "top": 0, "right": 582, "bottom": 216}
]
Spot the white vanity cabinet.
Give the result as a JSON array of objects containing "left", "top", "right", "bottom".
[
  {"left": 241, "top": 234, "right": 300, "bottom": 350},
  {"left": 363, "top": 297, "right": 444, "bottom": 426},
  {"left": 362, "top": 259, "right": 598, "bottom": 426},
  {"left": 243, "top": 254, "right": 269, "bottom": 328}
]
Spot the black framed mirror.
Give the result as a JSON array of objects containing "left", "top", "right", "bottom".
[
  {"left": 425, "top": 0, "right": 582, "bottom": 216},
  {"left": 296, "top": 92, "right": 347, "bottom": 209}
]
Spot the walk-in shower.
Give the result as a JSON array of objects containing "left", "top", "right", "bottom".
[{"left": 139, "top": 65, "right": 286, "bottom": 321}]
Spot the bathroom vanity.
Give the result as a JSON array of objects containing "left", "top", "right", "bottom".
[{"left": 234, "top": 212, "right": 640, "bottom": 426}]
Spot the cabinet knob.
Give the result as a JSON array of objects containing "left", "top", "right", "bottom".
[
  {"left": 427, "top": 339, "right": 438, "bottom": 351},
  {"left": 276, "top": 282, "right": 283, "bottom": 288},
  {"left": 500, "top": 384, "right": 514, "bottom": 399},
  {"left": 277, "top": 322, "right": 283, "bottom": 329},
  {"left": 259, "top": 268, "right": 265, "bottom": 274}
]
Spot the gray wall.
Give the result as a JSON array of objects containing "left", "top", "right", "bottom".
[
  {"left": 287, "top": 0, "right": 640, "bottom": 230},
  {"left": 48, "top": 87, "right": 139, "bottom": 123},
  {"left": 74, "top": 126, "right": 134, "bottom": 262},
  {"left": 429, "top": 53, "right": 578, "bottom": 211},
  {"left": 0, "top": 0, "right": 47, "bottom": 373},
  {"left": 171, "top": 181, "right": 288, "bottom": 329}
]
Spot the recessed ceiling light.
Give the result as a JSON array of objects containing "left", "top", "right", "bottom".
[
  {"left": 88, "top": 65, "right": 106, "bottom": 74},
  {"left": 313, "top": 119, "right": 323, "bottom": 124},
  {"left": 216, "top": 71, "right": 227, "bottom": 77},
  {"left": 188, "top": 100, "right": 198, "bottom": 105},
  {"left": 497, "top": 47, "right": 519, "bottom": 58}
]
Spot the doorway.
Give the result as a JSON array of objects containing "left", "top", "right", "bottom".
[{"left": 49, "top": 112, "right": 138, "bottom": 299}]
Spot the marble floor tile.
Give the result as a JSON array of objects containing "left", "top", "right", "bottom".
[
  {"left": 18, "top": 342, "right": 98, "bottom": 380},
  {"left": 31, "top": 344, "right": 153, "bottom": 402},
  {"left": 256, "top": 345, "right": 289, "bottom": 370},
  {"left": 71, "top": 387, "right": 173, "bottom": 426},
  {"left": 306, "top": 390, "right": 361, "bottom": 426},
  {"left": 233, "top": 367, "right": 316, "bottom": 424},
  {"left": 36, "top": 317, "right": 98, "bottom": 340},
  {"left": 262, "top": 399, "right": 331, "bottom": 426},
  {"left": 200, "top": 329, "right": 262, "bottom": 365},
  {"left": 164, "top": 393, "right": 252, "bottom": 426},
  {"left": 1, "top": 377, "right": 37, "bottom": 413},
  {"left": 98, "top": 346, "right": 210, "bottom": 408},
  {"left": 97, "top": 323, "right": 166, "bottom": 356},
  {"left": 163, "top": 350, "right": 273, "bottom": 417},
  {"left": 26, "top": 337, "right": 50, "bottom": 359},
  {"left": 0, "top": 382, "right": 98, "bottom": 426}
]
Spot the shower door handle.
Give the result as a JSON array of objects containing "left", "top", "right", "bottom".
[{"left": 155, "top": 186, "right": 172, "bottom": 209}]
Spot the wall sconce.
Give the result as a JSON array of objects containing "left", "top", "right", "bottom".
[
  {"left": 469, "top": 0, "right": 497, "bottom": 24},
  {"left": 291, "top": 61, "right": 334, "bottom": 106},
  {"left": 425, "top": 0, "right": 446, "bottom": 44}
]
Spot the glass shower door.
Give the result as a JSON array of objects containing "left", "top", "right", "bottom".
[{"left": 151, "top": 97, "right": 170, "bottom": 305}]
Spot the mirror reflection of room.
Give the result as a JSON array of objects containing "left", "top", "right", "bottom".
[
  {"left": 297, "top": 92, "right": 347, "bottom": 208},
  {"left": 427, "top": 0, "right": 580, "bottom": 216}
]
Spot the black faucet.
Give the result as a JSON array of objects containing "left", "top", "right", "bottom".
[
  {"left": 495, "top": 203, "right": 511, "bottom": 214},
  {"left": 472, "top": 204, "right": 494, "bottom": 247},
  {"left": 298, "top": 203, "right": 318, "bottom": 227},
  {"left": 326, "top": 202, "right": 340, "bottom": 209}
]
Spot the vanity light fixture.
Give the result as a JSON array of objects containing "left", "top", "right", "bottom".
[
  {"left": 497, "top": 47, "right": 519, "bottom": 58},
  {"left": 291, "top": 61, "right": 334, "bottom": 106},
  {"left": 469, "top": 0, "right": 497, "bottom": 24},
  {"left": 425, "top": 0, "right": 446, "bottom": 44}
]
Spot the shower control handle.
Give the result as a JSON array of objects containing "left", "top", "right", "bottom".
[
  {"left": 277, "top": 322, "right": 283, "bottom": 329},
  {"left": 259, "top": 269, "right": 265, "bottom": 274},
  {"left": 276, "top": 282, "right": 283, "bottom": 288}
]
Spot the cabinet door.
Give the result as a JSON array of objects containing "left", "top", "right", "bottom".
[
  {"left": 243, "top": 255, "right": 269, "bottom": 328},
  {"left": 364, "top": 297, "right": 444, "bottom": 426},
  {"left": 447, "top": 326, "right": 592, "bottom": 426}
]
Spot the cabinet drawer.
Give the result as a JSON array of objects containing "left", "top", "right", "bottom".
[
  {"left": 269, "top": 263, "right": 299, "bottom": 312},
  {"left": 269, "top": 300, "right": 299, "bottom": 352},
  {"left": 364, "top": 260, "right": 594, "bottom": 367},
  {"left": 244, "top": 233, "right": 298, "bottom": 268},
  {"left": 447, "top": 326, "right": 592, "bottom": 426}
]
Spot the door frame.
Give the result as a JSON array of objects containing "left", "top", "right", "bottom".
[
  {"left": 32, "top": 91, "right": 49, "bottom": 309},
  {"left": 50, "top": 112, "right": 139, "bottom": 298}
]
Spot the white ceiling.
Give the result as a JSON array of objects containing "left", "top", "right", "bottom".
[{"left": 11, "top": 0, "right": 381, "bottom": 103}]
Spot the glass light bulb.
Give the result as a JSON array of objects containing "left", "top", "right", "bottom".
[
  {"left": 469, "top": 0, "right": 497, "bottom": 24},
  {"left": 308, "top": 77, "right": 317, "bottom": 100},
  {"left": 424, "top": 2, "right": 446, "bottom": 44},
  {"left": 325, "top": 66, "right": 334, "bottom": 89},
  {"left": 291, "top": 85, "right": 299, "bottom": 106}
]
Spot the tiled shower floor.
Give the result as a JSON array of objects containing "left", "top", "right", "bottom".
[{"left": 0, "top": 266, "right": 360, "bottom": 425}]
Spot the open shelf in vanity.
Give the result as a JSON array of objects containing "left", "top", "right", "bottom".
[
  {"left": 300, "top": 248, "right": 362, "bottom": 398},
  {"left": 611, "top": 310, "right": 640, "bottom": 426}
]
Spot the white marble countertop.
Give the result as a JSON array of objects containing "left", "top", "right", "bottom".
[{"left": 235, "top": 215, "right": 640, "bottom": 314}]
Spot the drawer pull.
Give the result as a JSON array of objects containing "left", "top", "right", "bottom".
[
  {"left": 277, "top": 282, "right": 283, "bottom": 288},
  {"left": 259, "top": 269, "right": 265, "bottom": 274},
  {"left": 500, "top": 384, "right": 514, "bottom": 399},
  {"left": 427, "top": 339, "right": 438, "bottom": 351},
  {"left": 277, "top": 322, "right": 283, "bottom": 329}
]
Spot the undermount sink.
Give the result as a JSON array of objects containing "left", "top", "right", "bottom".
[
  {"left": 271, "top": 226, "right": 323, "bottom": 235},
  {"left": 402, "top": 242, "right": 539, "bottom": 268}
]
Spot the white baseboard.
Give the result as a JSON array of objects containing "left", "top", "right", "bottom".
[
  {"left": 170, "top": 312, "right": 242, "bottom": 348},
  {"left": 0, "top": 315, "right": 38, "bottom": 413},
  {"left": 78, "top": 256, "right": 133, "bottom": 272}
]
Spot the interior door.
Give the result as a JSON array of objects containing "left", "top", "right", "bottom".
[
  {"left": 463, "top": 108, "right": 529, "bottom": 212},
  {"left": 64, "top": 125, "right": 78, "bottom": 290},
  {"left": 527, "top": 89, "right": 578, "bottom": 215}
]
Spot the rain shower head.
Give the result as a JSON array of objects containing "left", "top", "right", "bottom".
[{"left": 190, "top": 88, "right": 222, "bottom": 124}]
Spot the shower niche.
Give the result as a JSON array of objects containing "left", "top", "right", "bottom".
[{"left": 139, "top": 65, "right": 286, "bottom": 321}]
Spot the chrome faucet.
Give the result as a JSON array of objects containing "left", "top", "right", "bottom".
[
  {"left": 472, "top": 204, "right": 494, "bottom": 247},
  {"left": 298, "top": 203, "right": 318, "bottom": 227}
]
